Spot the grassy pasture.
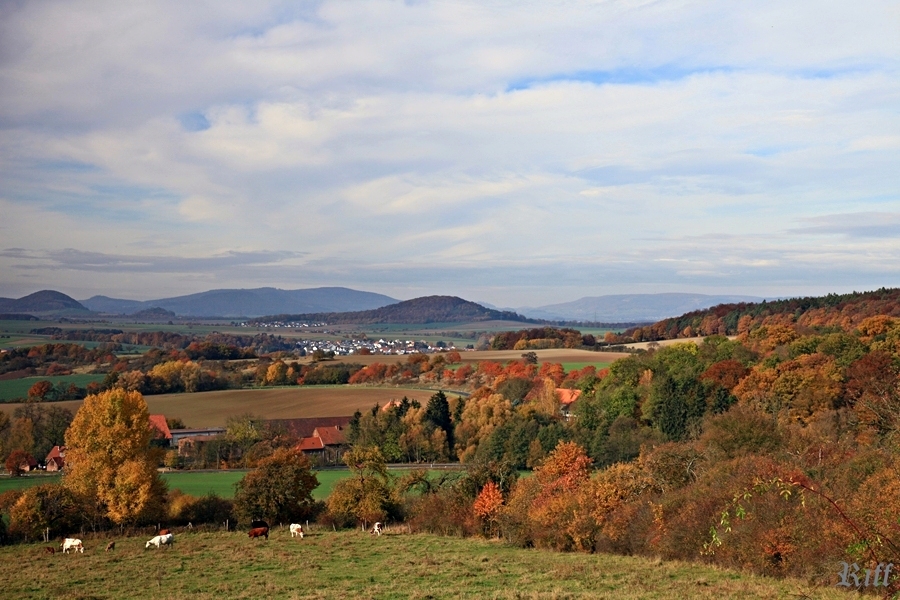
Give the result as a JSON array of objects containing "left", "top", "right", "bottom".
[
  {"left": 0, "top": 374, "right": 105, "bottom": 401},
  {"left": 0, "top": 387, "right": 458, "bottom": 427},
  {"left": 1, "top": 468, "right": 455, "bottom": 501},
  {"left": 0, "top": 530, "right": 845, "bottom": 599},
  {"left": 160, "top": 470, "right": 356, "bottom": 501}
]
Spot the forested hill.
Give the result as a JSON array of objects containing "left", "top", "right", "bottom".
[
  {"left": 253, "top": 295, "right": 533, "bottom": 324},
  {"left": 625, "top": 287, "right": 900, "bottom": 341},
  {"left": 0, "top": 290, "right": 89, "bottom": 314}
]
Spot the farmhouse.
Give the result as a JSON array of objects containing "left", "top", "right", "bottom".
[
  {"left": 296, "top": 425, "right": 348, "bottom": 465},
  {"left": 557, "top": 388, "right": 581, "bottom": 420},
  {"left": 45, "top": 445, "right": 66, "bottom": 471},
  {"left": 171, "top": 427, "right": 226, "bottom": 456},
  {"left": 13, "top": 454, "right": 38, "bottom": 472},
  {"left": 265, "top": 416, "right": 352, "bottom": 439},
  {"left": 149, "top": 414, "right": 172, "bottom": 445}
]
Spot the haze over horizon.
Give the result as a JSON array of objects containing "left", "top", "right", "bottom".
[{"left": 1, "top": 2, "right": 898, "bottom": 307}]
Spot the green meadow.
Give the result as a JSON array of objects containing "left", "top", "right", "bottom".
[{"left": 0, "top": 374, "right": 106, "bottom": 402}]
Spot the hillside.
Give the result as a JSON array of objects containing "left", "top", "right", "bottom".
[
  {"left": 626, "top": 287, "right": 900, "bottom": 341},
  {"left": 0, "top": 290, "right": 89, "bottom": 314},
  {"left": 254, "top": 295, "right": 532, "bottom": 324},
  {"left": 515, "top": 293, "right": 764, "bottom": 322},
  {"left": 81, "top": 286, "right": 398, "bottom": 318}
]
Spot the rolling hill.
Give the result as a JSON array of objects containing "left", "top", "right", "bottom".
[
  {"left": 253, "top": 295, "right": 532, "bottom": 324},
  {"left": 626, "top": 287, "right": 900, "bottom": 341},
  {"left": 0, "top": 290, "right": 89, "bottom": 315},
  {"left": 511, "top": 293, "right": 764, "bottom": 322},
  {"left": 81, "top": 287, "right": 399, "bottom": 318}
]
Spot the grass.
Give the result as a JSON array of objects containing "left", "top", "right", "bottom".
[
  {"left": 0, "top": 529, "right": 848, "bottom": 599},
  {"left": 160, "top": 469, "right": 358, "bottom": 501},
  {"left": 1, "top": 468, "right": 453, "bottom": 501},
  {"left": 0, "top": 374, "right": 106, "bottom": 402}
]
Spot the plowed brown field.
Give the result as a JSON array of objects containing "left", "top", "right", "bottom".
[{"left": 0, "top": 387, "right": 458, "bottom": 427}]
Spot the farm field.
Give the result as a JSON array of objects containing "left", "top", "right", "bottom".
[
  {"left": 458, "top": 348, "right": 630, "bottom": 365},
  {"left": 161, "top": 469, "right": 372, "bottom": 501},
  {"left": 0, "top": 468, "right": 458, "bottom": 501},
  {"left": 0, "top": 373, "right": 105, "bottom": 401},
  {"left": 0, "top": 530, "right": 846, "bottom": 600},
  {"left": 0, "top": 387, "right": 460, "bottom": 427}
]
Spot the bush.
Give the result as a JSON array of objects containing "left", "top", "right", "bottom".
[
  {"left": 233, "top": 448, "right": 318, "bottom": 525},
  {"left": 7, "top": 483, "right": 83, "bottom": 542}
]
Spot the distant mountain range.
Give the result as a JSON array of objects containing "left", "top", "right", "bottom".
[
  {"left": 487, "top": 293, "right": 765, "bottom": 322},
  {"left": 80, "top": 287, "right": 399, "bottom": 318},
  {"left": 253, "top": 296, "right": 531, "bottom": 325},
  {"left": 1, "top": 288, "right": 765, "bottom": 324}
]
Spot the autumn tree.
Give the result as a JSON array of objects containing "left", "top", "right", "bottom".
[
  {"left": 27, "top": 380, "right": 53, "bottom": 401},
  {"left": 5, "top": 449, "right": 32, "bottom": 476},
  {"left": 503, "top": 441, "right": 593, "bottom": 550},
  {"left": 326, "top": 446, "right": 399, "bottom": 528},
  {"left": 233, "top": 447, "right": 319, "bottom": 525},
  {"left": 63, "top": 389, "right": 167, "bottom": 526},
  {"left": 473, "top": 480, "right": 504, "bottom": 537},
  {"left": 8, "top": 483, "right": 81, "bottom": 541},
  {"left": 423, "top": 390, "right": 454, "bottom": 453}
]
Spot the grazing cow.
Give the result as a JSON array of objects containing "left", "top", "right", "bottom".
[
  {"left": 289, "top": 524, "right": 304, "bottom": 539},
  {"left": 371, "top": 522, "right": 383, "bottom": 536},
  {"left": 105, "top": 541, "right": 115, "bottom": 552},
  {"left": 248, "top": 527, "right": 269, "bottom": 540},
  {"left": 61, "top": 538, "right": 84, "bottom": 554},
  {"left": 145, "top": 533, "right": 174, "bottom": 549},
  {"left": 44, "top": 546, "right": 56, "bottom": 555}
]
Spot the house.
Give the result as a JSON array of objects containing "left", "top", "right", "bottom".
[
  {"left": 45, "top": 445, "right": 66, "bottom": 471},
  {"left": 149, "top": 414, "right": 172, "bottom": 446},
  {"left": 16, "top": 454, "right": 38, "bottom": 472},
  {"left": 171, "top": 428, "right": 226, "bottom": 457},
  {"left": 265, "top": 416, "right": 353, "bottom": 439},
  {"left": 296, "top": 425, "right": 348, "bottom": 465},
  {"left": 557, "top": 388, "right": 582, "bottom": 420}
]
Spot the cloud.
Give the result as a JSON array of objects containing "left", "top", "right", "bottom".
[
  {"left": 790, "top": 212, "right": 900, "bottom": 238},
  {"left": 0, "top": 1, "right": 898, "bottom": 305}
]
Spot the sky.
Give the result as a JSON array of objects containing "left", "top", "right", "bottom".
[{"left": 0, "top": 1, "right": 898, "bottom": 308}]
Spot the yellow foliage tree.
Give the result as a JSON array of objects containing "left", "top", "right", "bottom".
[
  {"left": 454, "top": 393, "right": 512, "bottom": 462},
  {"left": 64, "top": 389, "right": 166, "bottom": 525}
]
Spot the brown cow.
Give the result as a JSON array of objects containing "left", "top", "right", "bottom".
[
  {"left": 158, "top": 529, "right": 171, "bottom": 536},
  {"left": 248, "top": 527, "right": 269, "bottom": 540},
  {"left": 44, "top": 546, "right": 56, "bottom": 555},
  {"left": 105, "top": 541, "right": 115, "bottom": 552}
]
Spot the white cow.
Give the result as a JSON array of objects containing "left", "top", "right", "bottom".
[
  {"left": 61, "top": 538, "right": 84, "bottom": 554},
  {"left": 371, "top": 522, "right": 383, "bottom": 536},
  {"left": 145, "top": 533, "right": 174, "bottom": 549},
  {"left": 289, "top": 523, "right": 304, "bottom": 538}
]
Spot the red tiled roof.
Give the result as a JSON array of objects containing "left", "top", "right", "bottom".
[
  {"left": 149, "top": 414, "right": 172, "bottom": 439},
  {"left": 45, "top": 445, "right": 66, "bottom": 462},
  {"left": 556, "top": 389, "right": 582, "bottom": 406},
  {"left": 296, "top": 437, "right": 325, "bottom": 451},
  {"left": 313, "top": 426, "right": 347, "bottom": 446}
]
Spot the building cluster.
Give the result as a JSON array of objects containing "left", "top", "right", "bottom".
[{"left": 295, "top": 337, "right": 455, "bottom": 356}]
